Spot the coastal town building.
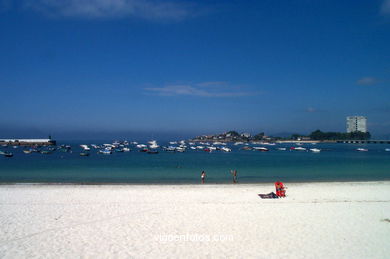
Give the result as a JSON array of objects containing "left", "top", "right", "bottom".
[{"left": 346, "top": 116, "right": 367, "bottom": 133}]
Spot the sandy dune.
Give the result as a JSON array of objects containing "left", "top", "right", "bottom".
[{"left": 0, "top": 182, "right": 389, "bottom": 258}]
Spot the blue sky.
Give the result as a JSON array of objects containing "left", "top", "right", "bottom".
[{"left": 0, "top": 0, "right": 390, "bottom": 139}]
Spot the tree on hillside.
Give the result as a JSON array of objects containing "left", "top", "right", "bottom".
[
  {"left": 253, "top": 132, "right": 265, "bottom": 140},
  {"left": 226, "top": 131, "right": 240, "bottom": 137}
]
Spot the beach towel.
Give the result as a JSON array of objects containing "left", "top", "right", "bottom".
[{"left": 258, "top": 192, "right": 278, "bottom": 199}]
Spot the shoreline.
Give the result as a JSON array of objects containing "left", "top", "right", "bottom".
[{"left": 1, "top": 179, "right": 390, "bottom": 186}]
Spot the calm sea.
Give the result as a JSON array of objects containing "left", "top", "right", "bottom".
[{"left": 0, "top": 141, "right": 389, "bottom": 184}]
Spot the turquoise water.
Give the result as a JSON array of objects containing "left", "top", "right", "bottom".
[{"left": 0, "top": 142, "right": 389, "bottom": 183}]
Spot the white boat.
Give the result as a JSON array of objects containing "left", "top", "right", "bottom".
[
  {"left": 149, "top": 144, "right": 159, "bottom": 149},
  {"left": 310, "top": 148, "right": 321, "bottom": 153},
  {"left": 253, "top": 147, "right": 269, "bottom": 152},
  {"left": 176, "top": 147, "right": 186, "bottom": 152},
  {"left": 234, "top": 142, "right": 244, "bottom": 145},
  {"left": 294, "top": 147, "right": 307, "bottom": 151},
  {"left": 123, "top": 147, "right": 131, "bottom": 152},
  {"left": 277, "top": 147, "right": 287, "bottom": 151},
  {"left": 99, "top": 148, "right": 112, "bottom": 155},
  {"left": 136, "top": 144, "right": 147, "bottom": 148},
  {"left": 80, "top": 145, "right": 90, "bottom": 151},
  {"left": 148, "top": 140, "right": 159, "bottom": 149},
  {"left": 221, "top": 147, "right": 231, "bottom": 152},
  {"left": 165, "top": 146, "right": 176, "bottom": 152},
  {"left": 385, "top": 148, "right": 390, "bottom": 152},
  {"left": 356, "top": 148, "right": 368, "bottom": 152}
]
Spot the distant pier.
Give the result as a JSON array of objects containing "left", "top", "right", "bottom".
[
  {"left": 336, "top": 140, "right": 390, "bottom": 144},
  {"left": 0, "top": 139, "right": 56, "bottom": 146}
]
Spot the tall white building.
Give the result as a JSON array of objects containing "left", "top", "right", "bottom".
[{"left": 346, "top": 116, "right": 367, "bottom": 133}]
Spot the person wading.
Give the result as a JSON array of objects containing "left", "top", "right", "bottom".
[
  {"left": 230, "top": 170, "right": 238, "bottom": 183},
  {"left": 201, "top": 171, "right": 206, "bottom": 184}
]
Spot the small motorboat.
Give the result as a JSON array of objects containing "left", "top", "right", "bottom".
[
  {"left": 80, "top": 145, "right": 91, "bottom": 151},
  {"left": 23, "top": 149, "right": 33, "bottom": 154},
  {"left": 293, "top": 147, "right": 307, "bottom": 151},
  {"left": 253, "top": 147, "right": 269, "bottom": 152},
  {"left": 164, "top": 146, "right": 176, "bottom": 152},
  {"left": 123, "top": 147, "right": 131, "bottom": 152},
  {"left": 0, "top": 151, "right": 13, "bottom": 157},
  {"left": 310, "top": 148, "right": 321, "bottom": 153},
  {"left": 356, "top": 148, "right": 368, "bottom": 152},
  {"left": 80, "top": 152, "right": 90, "bottom": 156},
  {"left": 221, "top": 147, "right": 231, "bottom": 152},
  {"left": 385, "top": 148, "right": 390, "bottom": 152},
  {"left": 98, "top": 149, "right": 112, "bottom": 155},
  {"left": 277, "top": 147, "right": 287, "bottom": 151},
  {"left": 175, "top": 147, "right": 186, "bottom": 152}
]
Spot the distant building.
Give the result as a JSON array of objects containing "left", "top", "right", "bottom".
[
  {"left": 346, "top": 116, "right": 367, "bottom": 133},
  {"left": 241, "top": 133, "right": 251, "bottom": 138}
]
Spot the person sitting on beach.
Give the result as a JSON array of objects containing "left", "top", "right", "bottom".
[
  {"left": 274, "top": 181, "right": 286, "bottom": 197},
  {"left": 201, "top": 171, "right": 206, "bottom": 184},
  {"left": 230, "top": 170, "right": 238, "bottom": 183}
]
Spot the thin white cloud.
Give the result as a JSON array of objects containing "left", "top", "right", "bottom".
[
  {"left": 306, "top": 107, "right": 317, "bottom": 113},
  {"left": 21, "top": 0, "right": 194, "bottom": 20},
  {"left": 356, "top": 77, "right": 379, "bottom": 86},
  {"left": 196, "top": 81, "right": 227, "bottom": 87},
  {"left": 381, "top": 0, "right": 390, "bottom": 14},
  {"left": 144, "top": 83, "right": 259, "bottom": 97}
]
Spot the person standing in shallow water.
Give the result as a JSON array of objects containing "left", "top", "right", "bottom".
[
  {"left": 201, "top": 171, "right": 206, "bottom": 184},
  {"left": 230, "top": 170, "right": 238, "bottom": 183}
]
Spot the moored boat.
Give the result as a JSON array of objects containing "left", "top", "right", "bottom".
[
  {"left": 0, "top": 151, "right": 13, "bottom": 157},
  {"left": 221, "top": 147, "right": 231, "bottom": 152},
  {"left": 292, "top": 147, "right": 307, "bottom": 151},
  {"left": 253, "top": 147, "right": 269, "bottom": 152}
]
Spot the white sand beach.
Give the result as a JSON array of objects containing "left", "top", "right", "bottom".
[{"left": 0, "top": 182, "right": 389, "bottom": 258}]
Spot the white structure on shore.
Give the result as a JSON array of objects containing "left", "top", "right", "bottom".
[
  {"left": 346, "top": 116, "right": 367, "bottom": 133},
  {"left": 0, "top": 139, "right": 56, "bottom": 145}
]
